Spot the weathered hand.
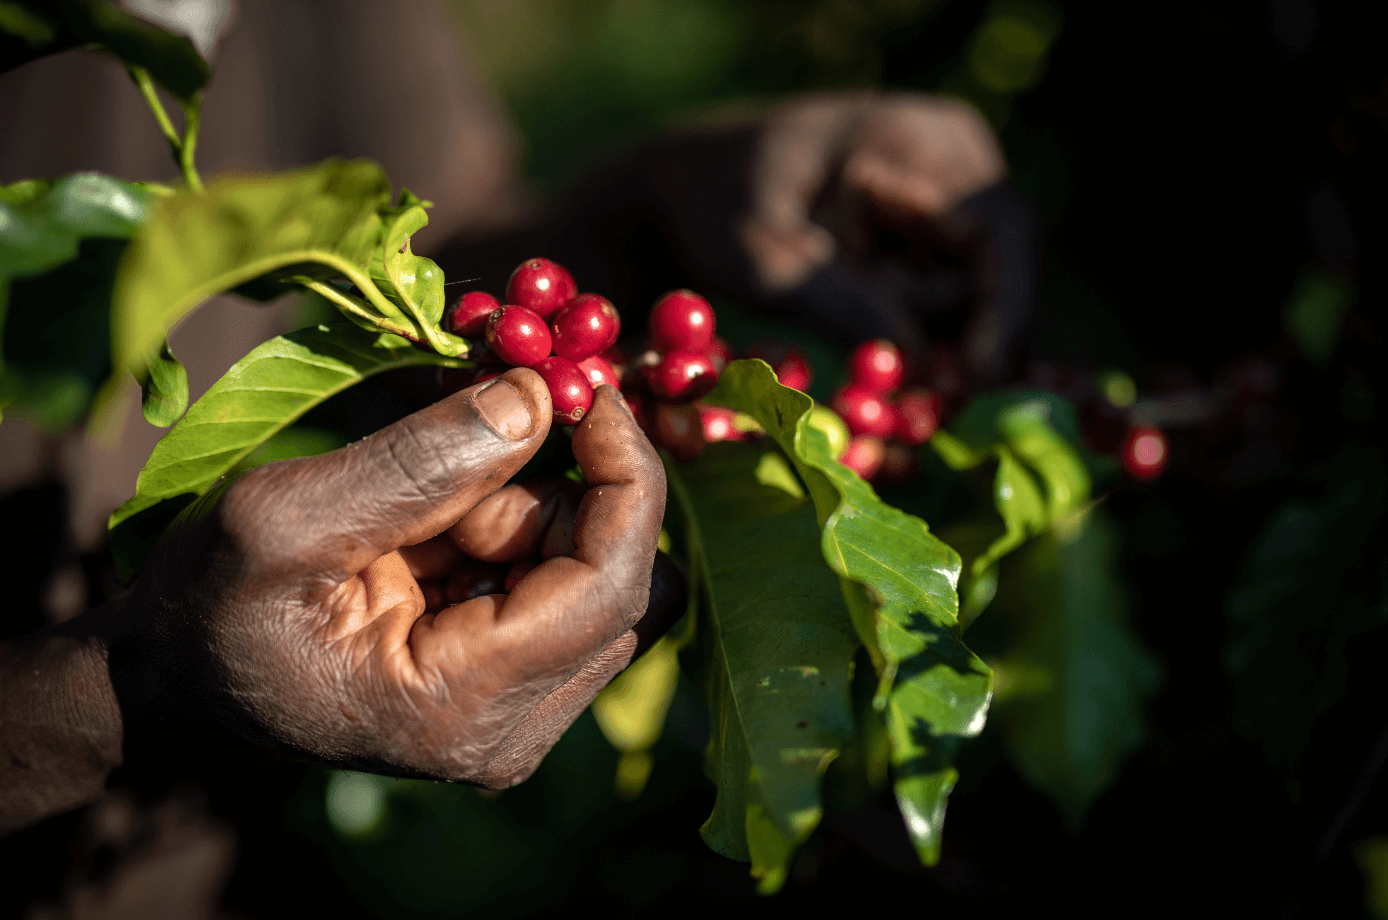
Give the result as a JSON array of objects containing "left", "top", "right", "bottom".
[{"left": 116, "top": 368, "right": 673, "bottom": 787}]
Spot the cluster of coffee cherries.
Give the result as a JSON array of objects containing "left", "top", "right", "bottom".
[
  {"left": 826, "top": 340, "right": 942, "bottom": 482},
  {"left": 443, "top": 257, "right": 622, "bottom": 424}
]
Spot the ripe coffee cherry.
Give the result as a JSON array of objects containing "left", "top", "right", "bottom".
[
  {"left": 653, "top": 403, "right": 705, "bottom": 462},
  {"left": 831, "top": 385, "right": 895, "bottom": 438},
  {"left": 839, "top": 436, "right": 885, "bottom": 480},
  {"left": 551, "top": 294, "right": 620, "bottom": 361},
  {"left": 848, "top": 339, "right": 904, "bottom": 394},
  {"left": 649, "top": 289, "right": 715, "bottom": 353},
  {"left": 446, "top": 291, "right": 501, "bottom": 338},
  {"left": 647, "top": 349, "right": 719, "bottom": 403},
  {"left": 485, "top": 305, "right": 552, "bottom": 367},
  {"left": 577, "top": 354, "right": 620, "bottom": 391},
  {"left": 745, "top": 341, "right": 814, "bottom": 392},
  {"left": 506, "top": 257, "right": 577, "bottom": 319},
  {"left": 700, "top": 405, "right": 742, "bottom": 444},
  {"left": 1121, "top": 425, "right": 1168, "bottom": 480},
  {"left": 532, "top": 356, "right": 594, "bottom": 424},
  {"left": 893, "top": 389, "right": 941, "bottom": 445},
  {"left": 705, "top": 337, "right": 733, "bottom": 373}
]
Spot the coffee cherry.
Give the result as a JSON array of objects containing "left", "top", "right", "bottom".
[
  {"left": 446, "top": 291, "right": 501, "bottom": 338},
  {"left": 1121, "top": 425, "right": 1168, "bottom": 480},
  {"left": 485, "top": 305, "right": 552, "bottom": 367},
  {"left": 622, "top": 387, "right": 653, "bottom": 433},
  {"left": 506, "top": 257, "right": 577, "bottom": 320},
  {"left": 878, "top": 442, "right": 918, "bottom": 483},
  {"left": 649, "top": 289, "right": 715, "bottom": 353},
  {"left": 532, "top": 356, "right": 594, "bottom": 424},
  {"left": 647, "top": 349, "right": 719, "bottom": 403},
  {"left": 745, "top": 341, "right": 814, "bottom": 392},
  {"left": 551, "top": 294, "right": 620, "bottom": 361},
  {"left": 705, "top": 337, "right": 733, "bottom": 373},
  {"left": 848, "top": 339, "right": 904, "bottom": 394},
  {"left": 577, "top": 354, "right": 620, "bottom": 391},
  {"left": 653, "top": 403, "right": 705, "bottom": 462},
  {"left": 806, "top": 404, "right": 850, "bottom": 459},
  {"left": 831, "top": 385, "right": 895, "bottom": 438},
  {"left": 505, "top": 559, "right": 537, "bottom": 592},
  {"left": 893, "top": 389, "right": 941, "bottom": 445},
  {"left": 839, "top": 436, "right": 885, "bottom": 480},
  {"left": 700, "top": 405, "right": 743, "bottom": 444}
]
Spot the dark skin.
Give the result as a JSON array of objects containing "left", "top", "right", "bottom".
[{"left": 0, "top": 370, "right": 675, "bottom": 834}]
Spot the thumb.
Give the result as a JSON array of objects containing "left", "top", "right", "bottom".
[{"left": 216, "top": 368, "right": 552, "bottom": 582}]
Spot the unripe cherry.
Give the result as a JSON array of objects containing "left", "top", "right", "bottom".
[
  {"left": 700, "top": 405, "right": 742, "bottom": 444},
  {"left": 647, "top": 349, "right": 719, "bottom": 403},
  {"left": 576, "top": 354, "right": 620, "bottom": 391},
  {"left": 649, "top": 289, "right": 715, "bottom": 353},
  {"left": 1121, "top": 425, "right": 1168, "bottom": 480},
  {"left": 485, "top": 305, "right": 552, "bottom": 367},
  {"left": 506, "top": 257, "right": 577, "bottom": 320},
  {"left": 551, "top": 294, "right": 620, "bottom": 361},
  {"left": 848, "top": 339, "right": 904, "bottom": 394},
  {"left": 840, "top": 436, "right": 885, "bottom": 480},
  {"left": 653, "top": 403, "right": 705, "bottom": 462},
  {"left": 831, "top": 385, "right": 895, "bottom": 438},
  {"left": 532, "top": 356, "right": 593, "bottom": 424},
  {"left": 893, "top": 389, "right": 941, "bottom": 445},
  {"left": 446, "top": 291, "right": 501, "bottom": 338}
]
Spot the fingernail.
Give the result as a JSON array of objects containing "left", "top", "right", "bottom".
[{"left": 474, "top": 379, "right": 534, "bottom": 440}]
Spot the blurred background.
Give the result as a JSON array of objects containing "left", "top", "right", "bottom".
[{"left": 3, "top": 0, "right": 1388, "bottom": 916}]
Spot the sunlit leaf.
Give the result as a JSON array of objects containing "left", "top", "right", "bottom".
[
  {"left": 666, "top": 442, "right": 857, "bottom": 893},
  {"left": 108, "top": 321, "right": 465, "bottom": 580},
  {"left": 707, "top": 359, "right": 992, "bottom": 866}
]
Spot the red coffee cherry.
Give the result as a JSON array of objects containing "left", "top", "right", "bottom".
[
  {"left": 485, "top": 305, "right": 552, "bottom": 367},
  {"left": 1121, "top": 425, "right": 1168, "bottom": 480},
  {"left": 622, "top": 387, "right": 653, "bottom": 433},
  {"left": 504, "top": 559, "right": 537, "bottom": 592},
  {"left": 446, "top": 290, "right": 501, "bottom": 338},
  {"left": 744, "top": 341, "right": 814, "bottom": 392},
  {"left": 848, "top": 339, "right": 904, "bottom": 394},
  {"left": 577, "top": 354, "right": 620, "bottom": 391},
  {"left": 831, "top": 385, "right": 895, "bottom": 438},
  {"left": 649, "top": 289, "right": 715, "bottom": 353},
  {"left": 653, "top": 403, "right": 705, "bottom": 462},
  {"left": 700, "top": 404, "right": 742, "bottom": 444},
  {"left": 893, "top": 389, "right": 941, "bottom": 445},
  {"left": 532, "top": 356, "right": 594, "bottom": 424},
  {"left": 506, "top": 257, "right": 577, "bottom": 320},
  {"left": 704, "top": 337, "right": 733, "bottom": 373},
  {"left": 839, "top": 436, "right": 885, "bottom": 480},
  {"left": 551, "top": 294, "right": 620, "bottom": 361},
  {"left": 647, "top": 349, "right": 718, "bottom": 403}
]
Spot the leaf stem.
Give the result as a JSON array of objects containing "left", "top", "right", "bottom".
[{"left": 126, "top": 66, "right": 204, "bottom": 192}]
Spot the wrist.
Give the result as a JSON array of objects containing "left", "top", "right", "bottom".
[{"left": 0, "top": 603, "right": 125, "bottom": 835}]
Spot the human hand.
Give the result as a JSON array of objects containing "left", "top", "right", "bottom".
[{"left": 113, "top": 368, "right": 675, "bottom": 787}]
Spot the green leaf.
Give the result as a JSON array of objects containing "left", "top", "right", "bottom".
[
  {"left": 989, "top": 508, "right": 1161, "bottom": 826},
  {"left": 110, "top": 159, "right": 421, "bottom": 380},
  {"left": 1225, "top": 445, "right": 1388, "bottom": 779},
  {"left": 372, "top": 191, "right": 461, "bottom": 355},
  {"left": 0, "top": 0, "right": 209, "bottom": 103},
  {"left": 107, "top": 321, "right": 466, "bottom": 580},
  {"left": 666, "top": 442, "right": 857, "bottom": 894},
  {"left": 1, "top": 174, "right": 152, "bottom": 429},
  {"left": 706, "top": 359, "right": 992, "bottom": 866},
  {"left": 137, "top": 337, "right": 187, "bottom": 426}
]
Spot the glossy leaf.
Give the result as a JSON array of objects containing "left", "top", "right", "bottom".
[
  {"left": 109, "top": 159, "right": 445, "bottom": 381},
  {"left": 108, "top": 321, "right": 465, "bottom": 580},
  {"left": 137, "top": 337, "right": 187, "bottom": 426},
  {"left": 989, "top": 508, "right": 1161, "bottom": 826},
  {"left": 706, "top": 359, "right": 992, "bottom": 866},
  {"left": 666, "top": 443, "right": 857, "bottom": 893},
  {"left": 1225, "top": 445, "right": 1388, "bottom": 777},
  {"left": 0, "top": 0, "right": 209, "bottom": 103},
  {"left": 0, "top": 174, "right": 152, "bottom": 429}
]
